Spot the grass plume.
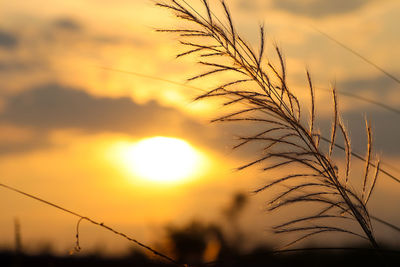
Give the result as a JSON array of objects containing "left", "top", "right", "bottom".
[{"left": 156, "top": 0, "right": 392, "bottom": 249}]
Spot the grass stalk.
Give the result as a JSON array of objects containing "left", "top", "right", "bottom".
[{"left": 157, "top": 0, "right": 391, "bottom": 248}]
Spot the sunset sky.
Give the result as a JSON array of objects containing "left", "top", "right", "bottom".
[{"left": 1, "top": 0, "right": 400, "bottom": 256}]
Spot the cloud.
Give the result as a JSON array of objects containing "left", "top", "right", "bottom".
[
  {"left": 0, "top": 83, "right": 271, "bottom": 157},
  {"left": 271, "top": 0, "right": 373, "bottom": 18},
  {"left": 48, "top": 16, "right": 146, "bottom": 46},
  {"left": 314, "top": 107, "right": 400, "bottom": 157},
  {"left": 345, "top": 111, "right": 400, "bottom": 156},
  {"left": 1, "top": 82, "right": 399, "bottom": 170},
  {"left": 0, "top": 29, "right": 18, "bottom": 50},
  {"left": 0, "top": 16, "right": 147, "bottom": 76},
  {"left": 52, "top": 18, "right": 83, "bottom": 32},
  {"left": 338, "top": 75, "right": 397, "bottom": 94},
  {"left": 0, "top": 59, "right": 46, "bottom": 73},
  {"left": 0, "top": 61, "right": 30, "bottom": 72},
  {"left": 0, "top": 84, "right": 228, "bottom": 154},
  {"left": 0, "top": 136, "right": 49, "bottom": 155},
  {"left": 0, "top": 84, "right": 191, "bottom": 135}
]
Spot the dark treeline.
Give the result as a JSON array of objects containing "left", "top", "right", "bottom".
[{"left": 2, "top": 245, "right": 400, "bottom": 267}]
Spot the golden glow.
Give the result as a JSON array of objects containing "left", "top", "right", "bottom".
[{"left": 122, "top": 136, "right": 201, "bottom": 183}]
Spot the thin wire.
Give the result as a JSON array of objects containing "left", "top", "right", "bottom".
[
  {"left": 312, "top": 26, "right": 400, "bottom": 85},
  {"left": 0, "top": 182, "right": 182, "bottom": 266},
  {"left": 320, "top": 136, "right": 400, "bottom": 184},
  {"left": 371, "top": 215, "right": 400, "bottom": 233},
  {"left": 99, "top": 66, "right": 400, "bottom": 116},
  {"left": 317, "top": 87, "right": 400, "bottom": 115},
  {"left": 3, "top": 180, "right": 399, "bottom": 267},
  {"left": 99, "top": 66, "right": 201, "bottom": 92}
]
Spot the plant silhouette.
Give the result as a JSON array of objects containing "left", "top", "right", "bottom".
[{"left": 156, "top": 0, "right": 400, "bottom": 249}]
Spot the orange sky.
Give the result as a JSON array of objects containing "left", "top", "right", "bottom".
[{"left": 0, "top": 0, "right": 400, "bottom": 255}]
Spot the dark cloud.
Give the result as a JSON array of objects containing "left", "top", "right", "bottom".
[
  {"left": 338, "top": 75, "right": 397, "bottom": 94},
  {"left": 0, "top": 84, "right": 193, "bottom": 136},
  {"left": 0, "top": 30, "right": 18, "bottom": 50},
  {"left": 310, "top": 75, "right": 400, "bottom": 156},
  {"left": 0, "top": 83, "right": 397, "bottom": 180},
  {"left": 0, "top": 83, "right": 267, "bottom": 157},
  {"left": 0, "top": 84, "right": 230, "bottom": 154},
  {"left": 345, "top": 110, "right": 400, "bottom": 156},
  {"left": 0, "top": 136, "right": 49, "bottom": 155},
  {"left": 0, "top": 61, "right": 30, "bottom": 72},
  {"left": 1, "top": 83, "right": 398, "bottom": 160},
  {"left": 52, "top": 18, "right": 82, "bottom": 31},
  {"left": 0, "top": 59, "right": 46, "bottom": 72},
  {"left": 271, "top": 0, "right": 373, "bottom": 18},
  {"left": 334, "top": 75, "right": 400, "bottom": 117},
  {"left": 236, "top": 0, "right": 259, "bottom": 11},
  {"left": 315, "top": 107, "right": 400, "bottom": 157}
]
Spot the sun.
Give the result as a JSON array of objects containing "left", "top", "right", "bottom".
[{"left": 124, "top": 136, "right": 201, "bottom": 183}]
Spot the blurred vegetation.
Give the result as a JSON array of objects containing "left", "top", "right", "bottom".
[
  {"left": 3, "top": 193, "right": 400, "bottom": 266},
  {"left": 2, "top": 236, "right": 399, "bottom": 267}
]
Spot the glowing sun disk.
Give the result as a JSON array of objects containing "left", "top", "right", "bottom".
[{"left": 126, "top": 137, "right": 199, "bottom": 183}]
